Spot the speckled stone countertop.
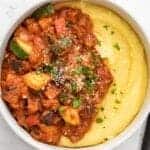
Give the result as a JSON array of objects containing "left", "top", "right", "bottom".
[{"left": 0, "top": 0, "right": 150, "bottom": 149}]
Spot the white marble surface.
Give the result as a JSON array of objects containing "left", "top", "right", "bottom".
[{"left": 0, "top": 0, "right": 150, "bottom": 150}]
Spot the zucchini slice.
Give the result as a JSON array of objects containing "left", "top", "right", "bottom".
[
  {"left": 16, "top": 38, "right": 32, "bottom": 54},
  {"left": 32, "top": 3, "right": 54, "bottom": 19},
  {"left": 10, "top": 40, "right": 29, "bottom": 59}
]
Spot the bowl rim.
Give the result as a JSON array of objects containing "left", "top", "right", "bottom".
[{"left": 0, "top": 0, "right": 150, "bottom": 150}]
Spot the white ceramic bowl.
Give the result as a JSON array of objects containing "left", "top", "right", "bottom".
[{"left": 0, "top": 0, "right": 150, "bottom": 150}]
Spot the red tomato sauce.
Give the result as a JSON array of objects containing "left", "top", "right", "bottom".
[{"left": 1, "top": 4, "right": 113, "bottom": 145}]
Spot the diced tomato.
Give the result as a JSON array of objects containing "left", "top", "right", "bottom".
[
  {"left": 33, "top": 36, "right": 46, "bottom": 50},
  {"left": 26, "top": 115, "right": 39, "bottom": 127},
  {"left": 42, "top": 99, "right": 60, "bottom": 110},
  {"left": 25, "top": 18, "right": 41, "bottom": 34},
  {"left": 83, "top": 33, "right": 97, "bottom": 48},
  {"left": 38, "top": 17, "right": 52, "bottom": 30},
  {"left": 1, "top": 73, "right": 28, "bottom": 108},
  {"left": 44, "top": 84, "right": 60, "bottom": 100},
  {"left": 39, "top": 124, "right": 61, "bottom": 144},
  {"left": 27, "top": 98, "right": 39, "bottom": 114},
  {"left": 97, "top": 62, "right": 113, "bottom": 83},
  {"left": 54, "top": 17, "right": 67, "bottom": 36}
]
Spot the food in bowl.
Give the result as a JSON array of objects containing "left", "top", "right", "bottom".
[{"left": 0, "top": 0, "right": 148, "bottom": 148}]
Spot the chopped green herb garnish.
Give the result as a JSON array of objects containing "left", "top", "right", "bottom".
[
  {"left": 115, "top": 99, "right": 121, "bottom": 104},
  {"left": 113, "top": 83, "right": 116, "bottom": 86},
  {"left": 111, "top": 88, "right": 116, "bottom": 94},
  {"left": 120, "top": 91, "right": 124, "bottom": 95},
  {"left": 51, "top": 66, "right": 59, "bottom": 77},
  {"left": 73, "top": 66, "right": 93, "bottom": 76},
  {"left": 111, "top": 31, "right": 115, "bottom": 35},
  {"left": 59, "top": 93, "right": 68, "bottom": 103},
  {"left": 73, "top": 66, "right": 83, "bottom": 75},
  {"left": 96, "top": 118, "right": 103, "bottom": 123},
  {"left": 73, "top": 65, "right": 97, "bottom": 92},
  {"left": 113, "top": 43, "right": 120, "bottom": 51},
  {"left": 10, "top": 40, "right": 29, "bottom": 60},
  {"left": 82, "top": 66, "right": 92, "bottom": 76},
  {"left": 42, "top": 65, "right": 54, "bottom": 73},
  {"left": 97, "top": 40, "right": 101, "bottom": 46},
  {"left": 91, "top": 52, "right": 101, "bottom": 67},
  {"left": 72, "top": 97, "right": 81, "bottom": 109},
  {"left": 70, "top": 81, "right": 77, "bottom": 93},
  {"left": 84, "top": 78, "right": 95, "bottom": 92},
  {"left": 51, "top": 37, "right": 72, "bottom": 55},
  {"left": 59, "top": 107, "right": 65, "bottom": 114},
  {"left": 32, "top": 3, "right": 54, "bottom": 19},
  {"left": 100, "top": 107, "right": 105, "bottom": 111},
  {"left": 103, "top": 25, "right": 109, "bottom": 30},
  {"left": 104, "top": 138, "right": 108, "bottom": 141},
  {"left": 58, "top": 37, "right": 72, "bottom": 48},
  {"left": 83, "top": 67, "right": 97, "bottom": 92},
  {"left": 76, "top": 56, "right": 82, "bottom": 63},
  {"left": 84, "top": 75, "right": 97, "bottom": 93},
  {"left": 113, "top": 69, "right": 116, "bottom": 72}
]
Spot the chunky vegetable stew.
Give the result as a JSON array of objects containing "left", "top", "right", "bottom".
[{"left": 1, "top": 3, "right": 113, "bottom": 145}]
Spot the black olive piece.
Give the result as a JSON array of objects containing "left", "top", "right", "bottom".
[
  {"left": 29, "top": 88, "right": 42, "bottom": 97},
  {"left": 42, "top": 111, "right": 56, "bottom": 126},
  {"left": 42, "top": 111, "right": 62, "bottom": 126}
]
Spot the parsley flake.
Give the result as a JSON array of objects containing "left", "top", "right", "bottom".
[
  {"left": 100, "top": 107, "right": 105, "bottom": 111},
  {"left": 111, "top": 31, "right": 115, "bottom": 35},
  {"left": 96, "top": 118, "right": 103, "bottom": 123},
  {"left": 113, "top": 43, "right": 120, "bottom": 51},
  {"left": 103, "top": 25, "right": 109, "bottom": 30},
  {"left": 115, "top": 100, "right": 121, "bottom": 104},
  {"left": 72, "top": 97, "right": 81, "bottom": 109}
]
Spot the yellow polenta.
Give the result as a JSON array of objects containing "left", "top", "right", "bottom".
[{"left": 55, "top": 1, "right": 148, "bottom": 147}]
